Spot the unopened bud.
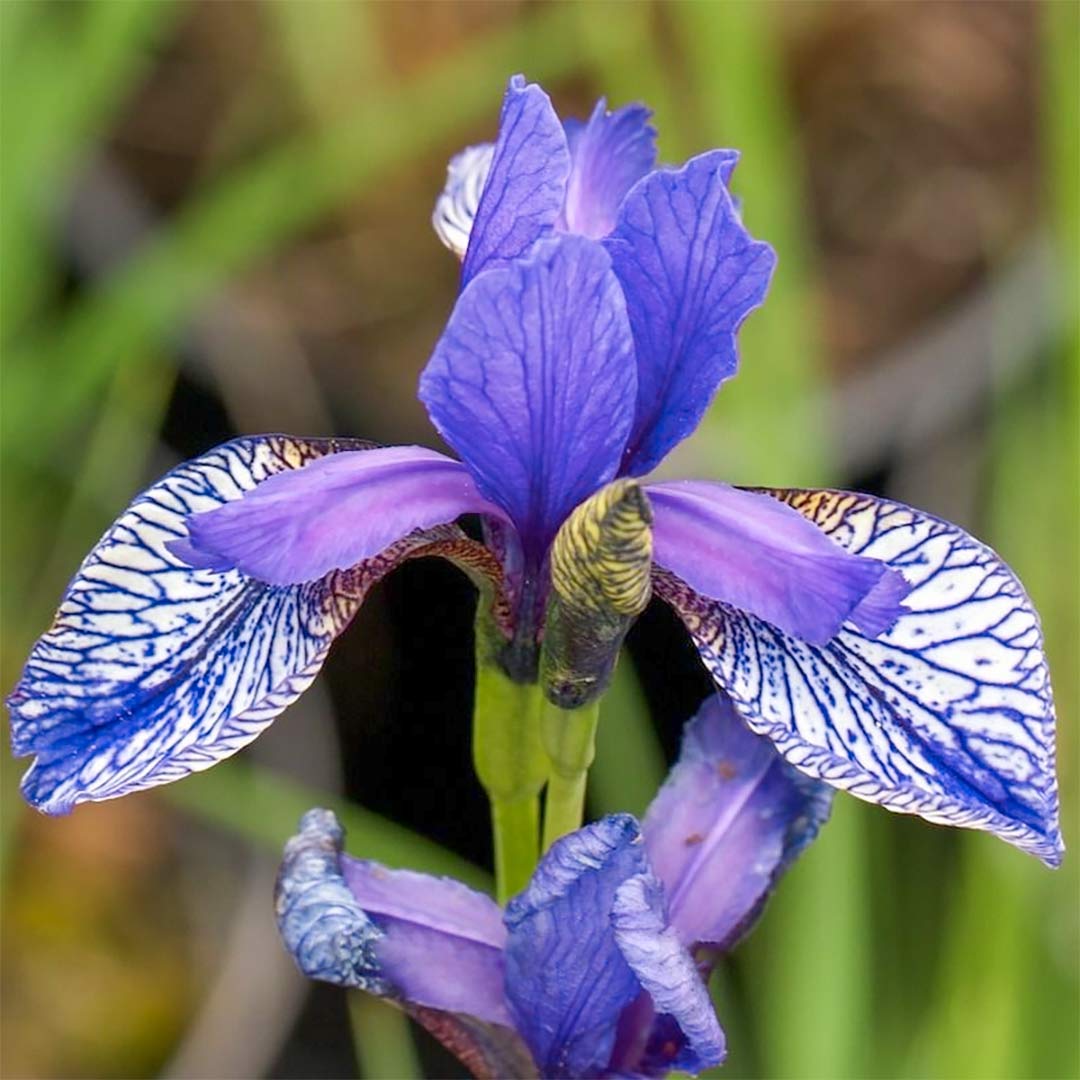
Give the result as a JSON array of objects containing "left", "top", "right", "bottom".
[{"left": 541, "top": 480, "right": 653, "bottom": 709}]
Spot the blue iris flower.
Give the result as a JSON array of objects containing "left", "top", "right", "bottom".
[
  {"left": 6, "top": 77, "right": 1061, "bottom": 868},
  {"left": 276, "top": 695, "right": 833, "bottom": 1079}
]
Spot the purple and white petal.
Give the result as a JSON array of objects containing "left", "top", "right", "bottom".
[
  {"left": 340, "top": 857, "right": 511, "bottom": 1026},
  {"left": 647, "top": 481, "right": 911, "bottom": 645},
  {"left": 6, "top": 438, "right": 460, "bottom": 814},
  {"left": 433, "top": 143, "right": 495, "bottom": 259},
  {"left": 604, "top": 151, "right": 775, "bottom": 477},
  {"left": 610, "top": 873, "right": 726, "bottom": 1074},
  {"left": 276, "top": 808, "right": 388, "bottom": 991},
  {"left": 461, "top": 75, "right": 571, "bottom": 284},
  {"left": 420, "top": 234, "right": 637, "bottom": 556},
  {"left": 175, "top": 445, "right": 504, "bottom": 586},
  {"left": 654, "top": 489, "right": 1063, "bottom": 867},
  {"left": 562, "top": 99, "right": 657, "bottom": 240},
  {"left": 643, "top": 693, "right": 832, "bottom": 951},
  {"left": 503, "top": 815, "right": 648, "bottom": 1078}
]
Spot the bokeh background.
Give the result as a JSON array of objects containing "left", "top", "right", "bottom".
[{"left": 2, "top": 2, "right": 1077, "bottom": 1078}]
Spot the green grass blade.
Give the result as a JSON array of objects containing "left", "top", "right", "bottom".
[{"left": 167, "top": 760, "right": 490, "bottom": 892}]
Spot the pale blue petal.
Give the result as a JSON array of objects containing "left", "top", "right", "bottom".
[
  {"left": 275, "top": 808, "right": 388, "bottom": 990},
  {"left": 644, "top": 693, "right": 832, "bottom": 950},
  {"left": 611, "top": 873, "right": 726, "bottom": 1073},
  {"left": 654, "top": 489, "right": 1063, "bottom": 866}
]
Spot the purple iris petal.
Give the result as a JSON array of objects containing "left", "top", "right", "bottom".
[
  {"left": 652, "top": 487, "right": 1063, "bottom": 867},
  {"left": 173, "top": 446, "right": 503, "bottom": 586},
  {"left": 647, "top": 480, "right": 911, "bottom": 645},
  {"left": 562, "top": 99, "right": 657, "bottom": 239},
  {"left": 7, "top": 436, "right": 435, "bottom": 814},
  {"left": 610, "top": 874, "right": 726, "bottom": 1073},
  {"left": 643, "top": 694, "right": 832, "bottom": 951},
  {"left": 503, "top": 815, "right": 654, "bottom": 1078},
  {"left": 461, "top": 75, "right": 571, "bottom": 284},
  {"left": 420, "top": 234, "right": 637, "bottom": 557},
  {"left": 604, "top": 151, "right": 776, "bottom": 477},
  {"left": 340, "top": 857, "right": 512, "bottom": 1027}
]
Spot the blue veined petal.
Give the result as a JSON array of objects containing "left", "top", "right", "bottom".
[
  {"left": 433, "top": 143, "right": 495, "bottom": 259},
  {"left": 276, "top": 808, "right": 388, "bottom": 990},
  {"left": 604, "top": 151, "right": 776, "bottom": 477},
  {"left": 461, "top": 75, "right": 571, "bottom": 285},
  {"left": 6, "top": 437, "right": 474, "bottom": 814},
  {"left": 653, "top": 489, "right": 1063, "bottom": 867},
  {"left": 420, "top": 234, "right": 637, "bottom": 558},
  {"left": 503, "top": 815, "right": 648, "bottom": 1078}
]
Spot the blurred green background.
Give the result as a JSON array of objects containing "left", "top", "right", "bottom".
[{"left": 1, "top": 2, "right": 1076, "bottom": 1078}]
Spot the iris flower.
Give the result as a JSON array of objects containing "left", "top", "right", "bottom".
[
  {"left": 7, "top": 76, "right": 1060, "bottom": 870},
  {"left": 276, "top": 695, "right": 832, "bottom": 1079}
]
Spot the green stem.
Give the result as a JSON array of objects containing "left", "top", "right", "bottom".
[
  {"left": 541, "top": 699, "right": 601, "bottom": 850},
  {"left": 472, "top": 620, "right": 547, "bottom": 903}
]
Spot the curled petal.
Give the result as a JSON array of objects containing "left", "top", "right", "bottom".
[
  {"left": 6, "top": 438, "right": 489, "bottom": 813},
  {"left": 654, "top": 489, "right": 1063, "bottom": 867},
  {"left": 604, "top": 151, "right": 776, "bottom": 476},
  {"left": 461, "top": 75, "right": 571, "bottom": 284},
  {"left": 648, "top": 481, "right": 911, "bottom": 645},
  {"left": 275, "top": 808, "right": 388, "bottom": 991},
  {"left": 503, "top": 815, "right": 649, "bottom": 1077},
  {"left": 562, "top": 99, "right": 657, "bottom": 239},
  {"left": 175, "top": 445, "right": 505, "bottom": 586},
  {"left": 433, "top": 143, "right": 495, "bottom": 259},
  {"left": 611, "top": 873, "right": 726, "bottom": 1074},
  {"left": 643, "top": 693, "right": 832, "bottom": 950},
  {"left": 278, "top": 812, "right": 532, "bottom": 1080},
  {"left": 420, "top": 234, "right": 637, "bottom": 556}
]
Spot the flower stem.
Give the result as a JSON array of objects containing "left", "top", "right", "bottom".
[
  {"left": 472, "top": 627, "right": 547, "bottom": 904},
  {"left": 540, "top": 698, "right": 601, "bottom": 850}
]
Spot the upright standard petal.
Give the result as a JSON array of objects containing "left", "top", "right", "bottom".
[
  {"left": 420, "top": 234, "right": 637, "bottom": 556},
  {"left": 176, "top": 445, "right": 505, "bottom": 586},
  {"left": 604, "top": 151, "right": 776, "bottom": 476},
  {"left": 503, "top": 815, "right": 651, "bottom": 1078},
  {"left": 6, "top": 437, "right": 494, "bottom": 814},
  {"left": 461, "top": 75, "right": 571, "bottom": 284},
  {"left": 643, "top": 694, "right": 832, "bottom": 950},
  {"left": 562, "top": 99, "right": 657, "bottom": 239},
  {"left": 648, "top": 481, "right": 911, "bottom": 645},
  {"left": 654, "top": 489, "right": 1063, "bottom": 866}
]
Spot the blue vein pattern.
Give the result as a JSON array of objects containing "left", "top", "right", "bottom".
[
  {"left": 654, "top": 489, "right": 1062, "bottom": 866},
  {"left": 7, "top": 436, "right": 440, "bottom": 815}
]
